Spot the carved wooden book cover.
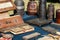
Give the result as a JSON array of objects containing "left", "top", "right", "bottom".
[
  {"left": 0, "top": 0, "right": 16, "bottom": 12},
  {"left": 0, "top": 15, "right": 24, "bottom": 28}
]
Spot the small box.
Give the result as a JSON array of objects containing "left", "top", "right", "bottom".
[{"left": 0, "top": 0, "right": 16, "bottom": 12}]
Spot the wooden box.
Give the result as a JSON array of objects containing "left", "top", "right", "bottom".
[
  {"left": 0, "top": 15, "right": 34, "bottom": 34},
  {"left": 0, "top": 15, "right": 24, "bottom": 28},
  {"left": 0, "top": 0, "right": 16, "bottom": 12}
]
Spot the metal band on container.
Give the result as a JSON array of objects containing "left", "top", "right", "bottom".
[{"left": 17, "top": 6, "right": 24, "bottom": 9}]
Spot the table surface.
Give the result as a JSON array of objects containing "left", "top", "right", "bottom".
[{"left": 0, "top": 13, "right": 60, "bottom": 40}]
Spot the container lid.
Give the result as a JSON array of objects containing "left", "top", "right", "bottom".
[
  {"left": 56, "top": 9, "right": 60, "bottom": 12},
  {"left": 48, "top": 3, "right": 54, "bottom": 7}
]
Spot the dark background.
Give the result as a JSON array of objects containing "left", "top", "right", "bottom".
[{"left": 47, "top": 0, "right": 60, "bottom": 3}]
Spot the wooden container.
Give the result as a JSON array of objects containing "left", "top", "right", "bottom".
[
  {"left": 27, "top": 0, "right": 38, "bottom": 15},
  {"left": 47, "top": 3, "right": 54, "bottom": 20},
  {"left": 56, "top": 9, "right": 60, "bottom": 24},
  {"left": 39, "top": 0, "right": 46, "bottom": 19},
  {"left": 15, "top": 0, "right": 24, "bottom": 16},
  {"left": 0, "top": 0, "right": 16, "bottom": 13}
]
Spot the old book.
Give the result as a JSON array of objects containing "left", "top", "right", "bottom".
[
  {"left": 0, "top": 15, "right": 34, "bottom": 34},
  {"left": 51, "top": 22, "right": 60, "bottom": 28},
  {"left": 48, "top": 34, "right": 60, "bottom": 39},
  {"left": 0, "top": 0, "right": 8, "bottom": 2},
  {"left": 10, "top": 23, "right": 34, "bottom": 34},
  {"left": 0, "top": 0, "right": 16, "bottom": 12},
  {"left": 23, "top": 32, "right": 40, "bottom": 40},
  {"left": 42, "top": 26, "right": 60, "bottom": 35},
  {"left": 0, "top": 15, "right": 24, "bottom": 29},
  {"left": 37, "top": 36, "right": 54, "bottom": 40},
  {"left": 26, "top": 18, "right": 51, "bottom": 26}
]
